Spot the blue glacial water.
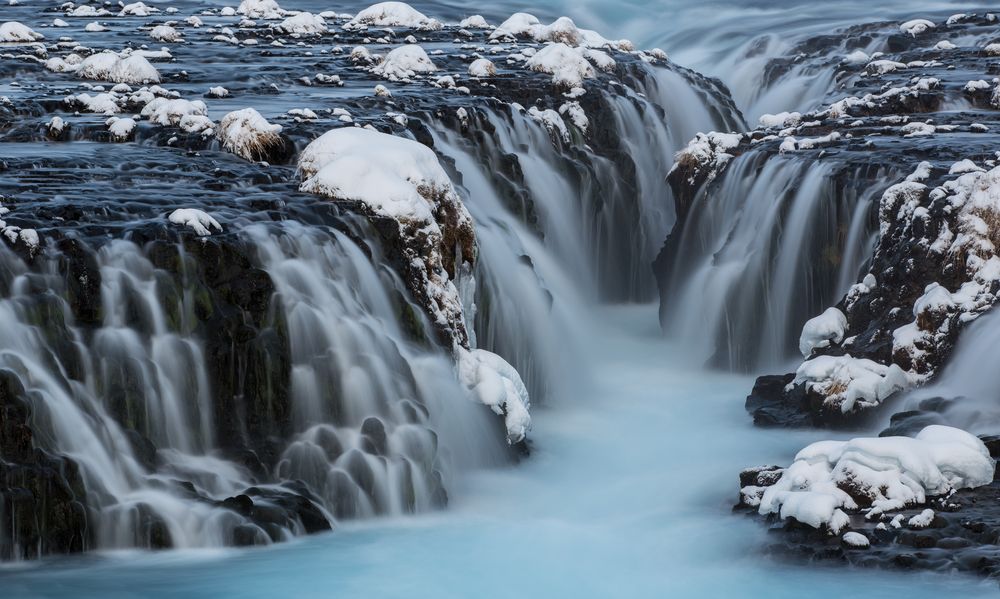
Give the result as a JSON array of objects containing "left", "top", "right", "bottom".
[{"left": 1, "top": 306, "right": 996, "bottom": 598}]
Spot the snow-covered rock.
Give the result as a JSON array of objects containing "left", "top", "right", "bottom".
[
  {"left": 525, "top": 42, "right": 595, "bottom": 87},
  {"left": 149, "top": 25, "right": 181, "bottom": 42},
  {"left": 275, "top": 12, "right": 326, "bottom": 35},
  {"left": 168, "top": 208, "right": 222, "bottom": 236},
  {"left": 670, "top": 131, "right": 743, "bottom": 185},
  {"left": 792, "top": 354, "right": 913, "bottom": 413},
  {"left": 55, "top": 51, "right": 161, "bottom": 85},
  {"left": 345, "top": 2, "right": 442, "bottom": 31},
  {"left": 799, "top": 307, "right": 847, "bottom": 357},
  {"left": 456, "top": 348, "right": 531, "bottom": 443},
  {"left": 298, "top": 127, "right": 476, "bottom": 345},
  {"left": 106, "top": 116, "right": 136, "bottom": 141},
  {"left": 0, "top": 21, "right": 44, "bottom": 43},
  {"left": 236, "top": 0, "right": 284, "bottom": 19},
  {"left": 467, "top": 58, "right": 495, "bottom": 77},
  {"left": 754, "top": 425, "right": 994, "bottom": 530},
  {"left": 458, "top": 15, "right": 489, "bottom": 29},
  {"left": 141, "top": 97, "right": 208, "bottom": 126},
  {"left": 900, "top": 18, "right": 935, "bottom": 37},
  {"left": 372, "top": 45, "right": 436, "bottom": 81},
  {"left": 217, "top": 108, "right": 283, "bottom": 161}
]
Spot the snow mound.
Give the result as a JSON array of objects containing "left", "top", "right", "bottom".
[
  {"left": 59, "top": 51, "right": 161, "bottom": 84},
  {"left": 149, "top": 25, "right": 181, "bottom": 42},
  {"left": 0, "top": 21, "right": 44, "bottom": 43},
  {"left": 792, "top": 354, "right": 913, "bottom": 413},
  {"left": 168, "top": 209, "right": 223, "bottom": 236},
  {"left": 345, "top": 2, "right": 442, "bottom": 31},
  {"left": 456, "top": 348, "right": 531, "bottom": 443},
  {"left": 119, "top": 2, "right": 158, "bottom": 16},
  {"left": 276, "top": 12, "right": 327, "bottom": 35},
  {"left": 757, "top": 425, "right": 994, "bottom": 529},
  {"left": 217, "top": 108, "right": 283, "bottom": 161},
  {"left": 298, "top": 127, "right": 476, "bottom": 346},
  {"left": 372, "top": 45, "right": 437, "bottom": 81},
  {"left": 106, "top": 116, "right": 136, "bottom": 141},
  {"left": 459, "top": 15, "right": 489, "bottom": 29},
  {"left": 490, "top": 13, "right": 631, "bottom": 50},
  {"left": 799, "top": 307, "right": 847, "bottom": 357},
  {"left": 525, "top": 42, "right": 595, "bottom": 88},
  {"left": 468, "top": 58, "right": 495, "bottom": 77},
  {"left": 900, "top": 18, "right": 935, "bottom": 37},
  {"left": 142, "top": 97, "right": 208, "bottom": 126},
  {"left": 237, "top": 0, "right": 285, "bottom": 19}
]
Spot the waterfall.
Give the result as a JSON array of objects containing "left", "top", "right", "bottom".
[
  {"left": 658, "top": 152, "right": 895, "bottom": 371},
  {"left": 0, "top": 22, "right": 744, "bottom": 557},
  {"left": 894, "top": 308, "right": 1000, "bottom": 435}
]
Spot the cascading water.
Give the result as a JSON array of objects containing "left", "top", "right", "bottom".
[{"left": 658, "top": 153, "right": 895, "bottom": 371}]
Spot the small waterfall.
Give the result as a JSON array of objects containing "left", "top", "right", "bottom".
[
  {"left": 658, "top": 152, "right": 893, "bottom": 371},
  {"left": 0, "top": 221, "right": 507, "bottom": 557},
  {"left": 896, "top": 309, "right": 1000, "bottom": 436}
]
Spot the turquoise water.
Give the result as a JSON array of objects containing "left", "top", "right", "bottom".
[{"left": 2, "top": 307, "right": 995, "bottom": 598}]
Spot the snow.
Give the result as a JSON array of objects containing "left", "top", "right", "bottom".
[
  {"left": 208, "top": 86, "right": 229, "bottom": 97},
  {"left": 52, "top": 19, "right": 68, "bottom": 27},
  {"left": 671, "top": 131, "right": 743, "bottom": 184},
  {"left": 276, "top": 12, "right": 327, "bottom": 35},
  {"left": 799, "top": 307, "right": 847, "bottom": 357},
  {"left": 900, "top": 19, "right": 935, "bottom": 37},
  {"left": 525, "top": 43, "right": 595, "bottom": 88},
  {"left": 149, "top": 25, "right": 181, "bottom": 42},
  {"left": 842, "top": 532, "right": 869, "bottom": 547},
  {"left": 57, "top": 51, "right": 161, "bottom": 85},
  {"left": 758, "top": 111, "right": 801, "bottom": 129},
  {"left": 299, "top": 127, "right": 450, "bottom": 223},
  {"left": 459, "top": 15, "right": 489, "bottom": 29},
  {"left": 791, "top": 354, "right": 912, "bottom": 413},
  {"left": 85, "top": 22, "right": 107, "bottom": 32},
  {"left": 119, "top": 2, "right": 158, "bottom": 16},
  {"left": 372, "top": 45, "right": 437, "bottom": 81},
  {"left": 217, "top": 108, "right": 282, "bottom": 161},
  {"left": 756, "top": 425, "right": 994, "bottom": 530},
  {"left": 237, "top": 0, "right": 284, "bottom": 19},
  {"left": 345, "top": 2, "right": 442, "bottom": 31},
  {"left": 456, "top": 348, "right": 532, "bottom": 443},
  {"left": 527, "top": 107, "right": 569, "bottom": 143},
  {"left": 0, "top": 21, "right": 44, "bottom": 43},
  {"left": 106, "top": 116, "right": 136, "bottom": 141},
  {"left": 297, "top": 127, "right": 479, "bottom": 355},
  {"left": 66, "top": 92, "right": 121, "bottom": 115},
  {"left": 908, "top": 508, "right": 935, "bottom": 528},
  {"left": 467, "top": 58, "right": 495, "bottom": 77},
  {"left": 559, "top": 101, "right": 588, "bottom": 133},
  {"left": 489, "top": 13, "right": 630, "bottom": 50},
  {"left": 168, "top": 208, "right": 223, "bottom": 236},
  {"left": 141, "top": 98, "right": 207, "bottom": 127}
]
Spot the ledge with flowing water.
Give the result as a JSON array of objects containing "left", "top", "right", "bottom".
[
  {"left": 0, "top": 0, "right": 742, "bottom": 560},
  {"left": 657, "top": 10, "right": 1000, "bottom": 578}
]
